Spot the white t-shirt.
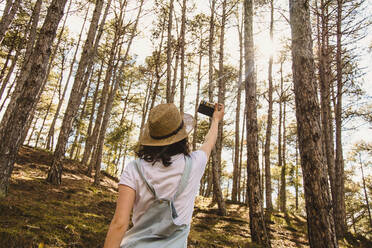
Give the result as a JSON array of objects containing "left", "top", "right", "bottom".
[{"left": 119, "top": 150, "right": 208, "bottom": 226}]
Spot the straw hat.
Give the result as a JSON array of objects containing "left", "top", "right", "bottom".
[{"left": 139, "top": 103, "right": 195, "bottom": 146}]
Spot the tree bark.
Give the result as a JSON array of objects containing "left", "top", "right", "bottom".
[
  {"left": 0, "top": 0, "right": 68, "bottom": 197},
  {"left": 288, "top": 0, "right": 338, "bottom": 246},
  {"left": 0, "top": 0, "right": 42, "bottom": 128},
  {"left": 279, "top": 61, "right": 287, "bottom": 213},
  {"left": 334, "top": 0, "right": 346, "bottom": 239},
  {"left": 179, "top": 0, "right": 187, "bottom": 114},
  {"left": 192, "top": 37, "right": 203, "bottom": 151},
  {"left": 280, "top": 92, "right": 287, "bottom": 214},
  {"left": 45, "top": 3, "right": 90, "bottom": 151},
  {"left": 93, "top": 0, "right": 143, "bottom": 185},
  {"left": 0, "top": 0, "right": 21, "bottom": 44},
  {"left": 264, "top": 0, "right": 274, "bottom": 212},
  {"left": 166, "top": 0, "right": 174, "bottom": 103},
  {"left": 244, "top": 0, "right": 271, "bottom": 246},
  {"left": 232, "top": 9, "right": 243, "bottom": 203},
  {"left": 47, "top": 0, "right": 105, "bottom": 185}
]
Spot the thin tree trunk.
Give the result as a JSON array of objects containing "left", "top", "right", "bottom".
[
  {"left": 278, "top": 64, "right": 283, "bottom": 211},
  {"left": 86, "top": 40, "right": 118, "bottom": 176},
  {"left": 81, "top": 59, "right": 104, "bottom": 164},
  {"left": 93, "top": 0, "right": 143, "bottom": 185},
  {"left": 0, "top": 0, "right": 42, "bottom": 128},
  {"left": 179, "top": 0, "right": 187, "bottom": 114},
  {"left": 47, "top": 0, "right": 105, "bottom": 185},
  {"left": 334, "top": 0, "right": 346, "bottom": 239},
  {"left": 45, "top": 3, "right": 90, "bottom": 151},
  {"left": 317, "top": 0, "right": 337, "bottom": 225},
  {"left": 280, "top": 95, "right": 287, "bottom": 214},
  {"left": 288, "top": 0, "right": 338, "bottom": 246},
  {"left": 0, "top": 0, "right": 21, "bottom": 44},
  {"left": 212, "top": 0, "right": 227, "bottom": 216},
  {"left": 295, "top": 138, "right": 299, "bottom": 211},
  {"left": 238, "top": 102, "right": 246, "bottom": 203},
  {"left": 166, "top": 0, "right": 174, "bottom": 103},
  {"left": 244, "top": 0, "right": 271, "bottom": 246},
  {"left": 192, "top": 37, "right": 203, "bottom": 151},
  {"left": 232, "top": 10, "right": 243, "bottom": 203},
  {"left": 0, "top": 0, "right": 68, "bottom": 197},
  {"left": 264, "top": 0, "right": 274, "bottom": 212}
]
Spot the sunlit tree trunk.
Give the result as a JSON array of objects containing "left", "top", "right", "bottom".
[
  {"left": 179, "top": 0, "right": 187, "bottom": 114},
  {"left": 244, "top": 0, "right": 271, "bottom": 246},
  {"left": 232, "top": 9, "right": 243, "bottom": 203},
  {"left": 45, "top": 4, "right": 90, "bottom": 151},
  {"left": 166, "top": 0, "right": 174, "bottom": 103},
  {"left": 264, "top": 0, "right": 274, "bottom": 212},
  {"left": 47, "top": 0, "right": 105, "bottom": 185},
  {"left": 1, "top": 0, "right": 42, "bottom": 128},
  {"left": 0, "top": 0, "right": 68, "bottom": 197},
  {"left": 93, "top": 0, "right": 143, "bottom": 185},
  {"left": 192, "top": 38, "right": 203, "bottom": 151},
  {"left": 212, "top": 0, "right": 227, "bottom": 216},
  {"left": 334, "top": 0, "right": 346, "bottom": 239},
  {"left": 289, "top": 0, "right": 338, "bottom": 246}
]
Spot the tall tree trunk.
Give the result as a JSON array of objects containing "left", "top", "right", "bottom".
[
  {"left": 47, "top": 0, "right": 105, "bottom": 185},
  {"left": 81, "top": 59, "right": 104, "bottom": 162},
  {"left": 93, "top": 0, "right": 143, "bottom": 185},
  {"left": 334, "top": 0, "right": 346, "bottom": 240},
  {"left": 0, "top": 0, "right": 68, "bottom": 197},
  {"left": 317, "top": 0, "right": 337, "bottom": 225},
  {"left": 0, "top": 0, "right": 21, "bottom": 44},
  {"left": 212, "top": 0, "right": 227, "bottom": 216},
  {"left": 166, "top": 0, "right": 174, "bottom": 103},
  {"left": 277, "top": 65, "right": 283, "bottom": 211},
  {"left": 45, "top": 3, "right": 90, "bottom": 151},
  {"left": 192, "top": 38, "right": 203, "bottom": 151},
  {"left": 238, "top": 102, "right": 246, "bottom": 203},
  {"left": 232, "top": 10, "right": 244, "bottom": 203},
  {"left": 70, "top": 77, "right": 92, "bottom": 158},
  {"left": 295, "top": 138, "right": 299, "bottom": 211},
  {"left": 179, "top": 0, "right": 187, "bottom": 114},
  {"left": 264, "top": 0, "right": 274, "bottom": 212},
  {"left": 86, "top": 40, "right": 118, "bottom": 176},
  {"left": 288, "top": 0, "right": 338, "bottom": 246},
  {"left": 0, "top": 0, "right": 42, "bottom": 128},
  {"left": 244, "top": 0, "right": 271, "bottom": 246},
  {"left": 280, "top": 93, "right": 287, "bottom": 214}
]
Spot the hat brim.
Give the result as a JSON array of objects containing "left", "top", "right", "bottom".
[{"left": 139, "top": 113, "right": 195, "bottom": 146}]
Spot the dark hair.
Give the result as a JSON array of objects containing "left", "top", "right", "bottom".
[{"left": 136, "top": 138, "right": 190, "bottom": 167}]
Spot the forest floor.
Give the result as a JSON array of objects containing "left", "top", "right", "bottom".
[{"left": 0, "top": 146, "right": 371, "bottom": 248}]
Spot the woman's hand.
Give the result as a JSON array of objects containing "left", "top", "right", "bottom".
[{"left": 212, "top": 103, "right": 224, "bottom": 122}]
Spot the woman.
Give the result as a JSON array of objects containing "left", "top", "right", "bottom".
[{"left": 104, "top": 102, "right": 224, "bottom": 248}]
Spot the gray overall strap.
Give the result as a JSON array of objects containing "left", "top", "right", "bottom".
[
  {"left": 171, "top": 155, "right": 192, "bottom": 201},
  {"left": 134, "top": 159, "right": 158, "bottom": 199}
]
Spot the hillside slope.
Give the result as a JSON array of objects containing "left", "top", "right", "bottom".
[{"left": 0, "top": 146, "right": 370, "bottom": 248}]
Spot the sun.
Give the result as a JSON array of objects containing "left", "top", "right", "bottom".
[{"left": 255, "top": 36, "right": 278, "bottom": 60}]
